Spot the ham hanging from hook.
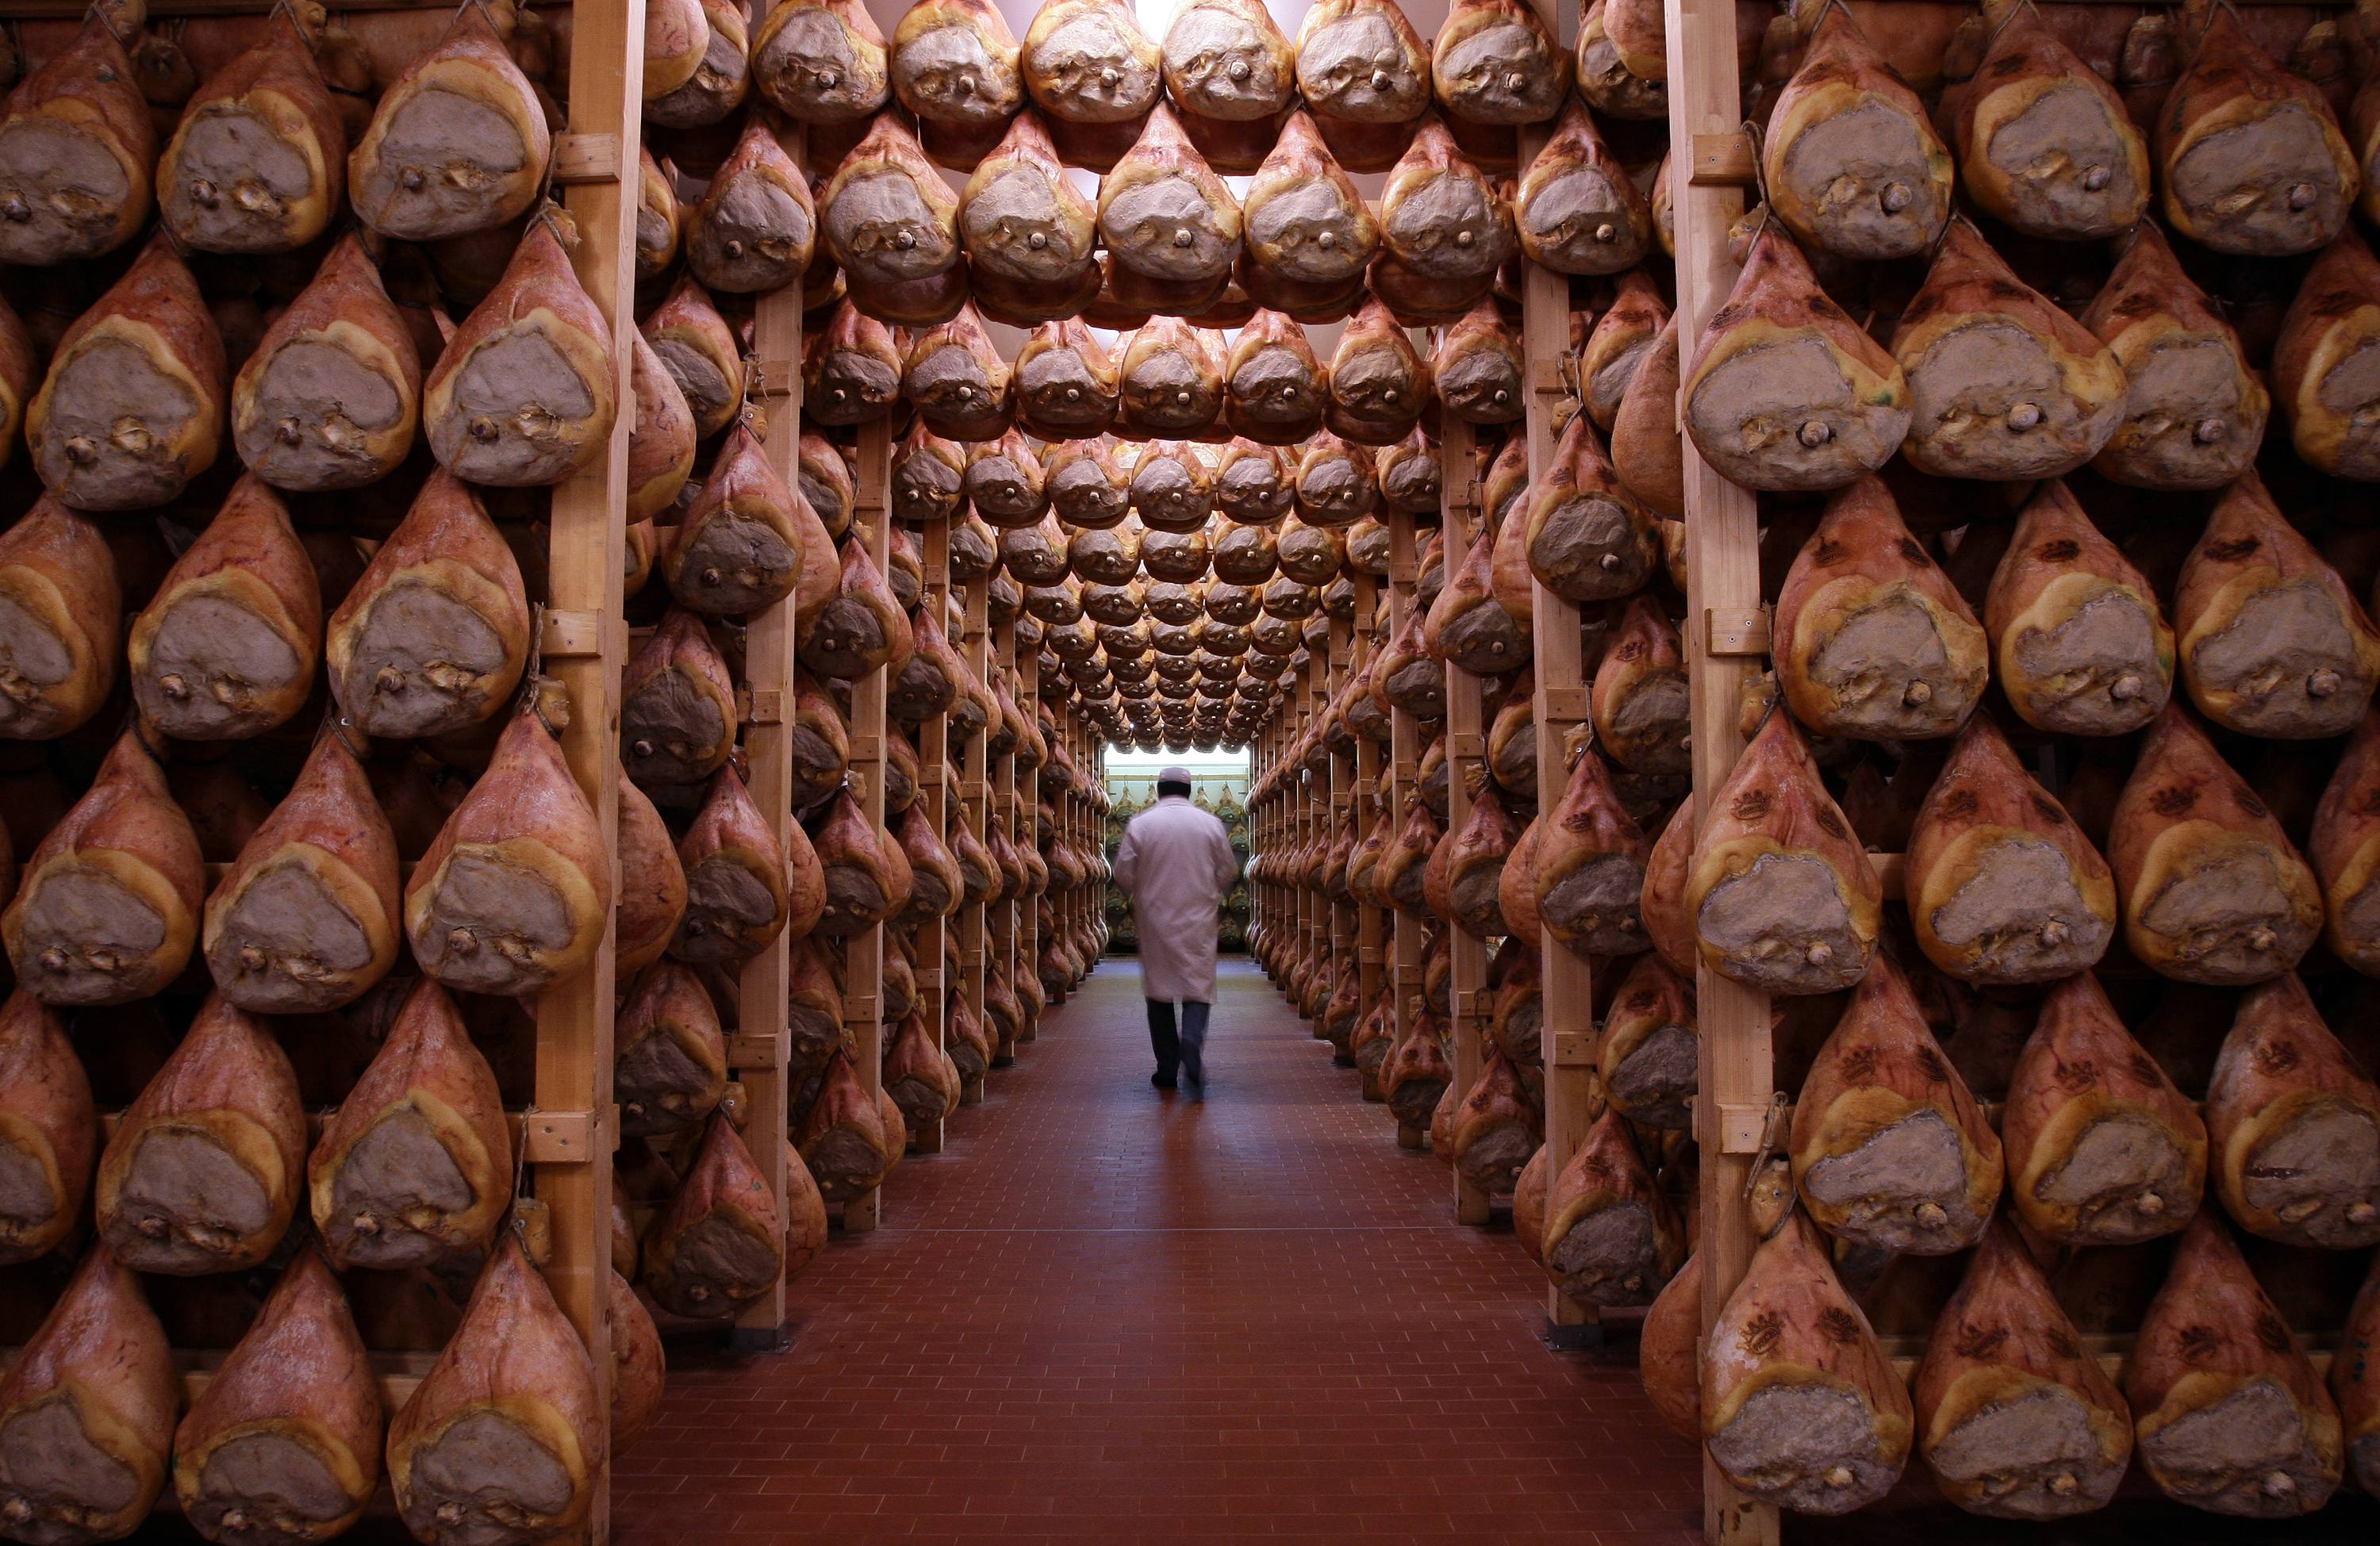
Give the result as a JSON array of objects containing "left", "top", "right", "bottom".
[
  {"left": 158, "top": 11, "right": 346, "bottom": 255},
  {"left": 347, "top": 3, "right": 551, "bottom": 240},
  {"left": 0, "top": 13, "right": 155, "bottom": 267}
]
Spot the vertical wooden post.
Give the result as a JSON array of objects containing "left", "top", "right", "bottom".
[
  {"left": 1385, "top": 508, "right": 1423, "bottom": 1141},
  {"left": 1017, "top": 643, "right": 1042, "bottom": 1039},
  {"left": 911, "top": 513, "right": 951, "bottom": 1153},
  {"left": 1352, "top": 570, "right": 1386, "bottom": 1048},
  {"left": 991, "top": 614, "right": 1019, "bottom": 1065},
  {"left": 538, "top": 6, "right": 639, "bottom": 1526},
  {"left": 1329, "top": 612, "right": 1356, "bottom": 1049},
  {"left": 1665, "top": 0, "right": 1776, "bottom": 1538},
  {"left": 840, "top": 420, "right": 892, "bottom": 1233},
  {"left": 1437, "top": 414, "right": 1491, "bottom": 1222},
  {"left": 1521, "top": 0, "right": 1595, "bottom": 1335},
  {"left": 959, "top": 569, "right": 992, "bottom": 1103},
  {"left": 734, "top": 116, "right": 807, "bottom": 1346}
]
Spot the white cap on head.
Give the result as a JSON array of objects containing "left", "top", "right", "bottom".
[{"left": 1158, "top": 766, "right": 1193, "bottom": 785}]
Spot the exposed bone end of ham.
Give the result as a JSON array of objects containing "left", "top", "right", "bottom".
[
  {"left": 643, "top": 1111, "right": 786, "bottom": 1318},
  {"left": 347, "top": 5, "right": 551, "bottom": 243},
  {"left": 2206, "top": 971, "right": 2380, "bottom": 1250}
]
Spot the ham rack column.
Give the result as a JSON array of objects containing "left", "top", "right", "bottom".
[
  {"left": 911, "top": 508, "right": 954, "bottom": 1152},
  {"left": 1352, "top": 554, "right": 1388, "bottom": 1058},
  {"left": 842, "top": 420, "right": 894, "bottom": 1233},
  {"left": 1437, "top": 413, "right": 1492, "bottom": 1224},
  {"left": 1386, "top": 504, "right": 1428, "bottom": 1143},
  {"left": 1520, "top": 0, "right": 1599, "bottom": 1345},
  {"left": 1330, "top": 580, "right": 1358, "bottom": 1053},
  {"left": 992, "top": 607, "right": 1022, "bottom": 1065},
  {"left": 537, "top": 0, "right": 643, "bottom": 1517},
  {"left": 1665, "top": 0, "right": 1776, "bottom": 1536},
  {"left": 733, "top": 113, "right": 808, "bottom": 1346},
  {"left": 958, "top": 551, "right": 993, "bottom": 1105}
]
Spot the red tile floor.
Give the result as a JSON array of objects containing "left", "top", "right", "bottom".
[{"left": 615, "top": 956, "right": 1706, "bottom": 1545}]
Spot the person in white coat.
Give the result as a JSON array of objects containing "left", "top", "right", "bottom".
[{"left": 1111, "top": 767, "right": 1241, "bottom": 1090}]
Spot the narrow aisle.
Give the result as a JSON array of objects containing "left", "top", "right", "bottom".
[{"left": 616, "top": 959, "right": 1702, "bottom": 1545}]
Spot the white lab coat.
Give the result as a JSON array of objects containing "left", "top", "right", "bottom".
[{"left": 1112, "top": 795, "right": 1241, "bottom": 1003}]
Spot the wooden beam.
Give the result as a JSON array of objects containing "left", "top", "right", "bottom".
[
  {"left": 911, "top": 514, "right": 953, "bottom": 1153},
  {"left": 1437, "top": 412, "right": 1491, "bottom": 1225},
  {"left": 536, "top": 4, "right": 642, "bottom": 1536},
  {"left": 959, "top": 570, "right": 993, "bottom": 1104},
  {"left": 1664, "top": 0, "right": 1778, "bottom": 1535},
  {"left": 840, "top": 419, "right": 893, "bottom": 1233},
  {"left": 1385, "top": 508, "right": 1425, "bottom": 1141}
]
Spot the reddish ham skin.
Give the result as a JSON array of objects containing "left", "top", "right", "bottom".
[
  {"left": 1903, "top": 715, "right": 2115, "bottom": 984},
  {"left": 1948, "top": 2, "right": 2148, "bottom": 242},
  {"left": 796, "top": 1047, "right": 896, "bottom": 1203},
  {"left": 2337, "top": 1253, "right": 2380, "bottom": 1494},
  {"left": 1983, "top": 478, "right": 2175, "bottom": 736},
  {"left": 809, "top": 786, "right": 912, "bottom": 935},
  {"left": 1913, "top": 1218, "right": 2132, "bottom": 1519},
  {"left": 1686, "top": 709, "right": 1881, "bottom": 994},
  {"left": 687, "top": 114, "right": 815, "bottom": 296},
  {"left": 4, "top": 731, "right": 204, "bottom": 1007},
  {"left": 2271, "top": 232, "right": 2380, "bottom": 482},
  {"left": 2108, "top": 704, "right": 2323, "bottom": 985},
  {"left": 1598, "top": 952, "right": 1697, "bottom": 1129},
  {"left": 666, "top": 424, "right": 808, "bottom": 619},
  {"left": 1701, "top": 1211, "right": 1913, "bottom": 1513},
  {"left": 387, "top": 1234, "right": 605, "bottom": 1545},
  {"left": 753, "top": 0, "right": 892, "bottom": 127},
  {"left": 171, "top": 1248, "right": 380, "bottom": 1543},
  {"left": 128, "top": 474, "right": 320, "bottom": 743},
  {"left": 2003, "top": 972, "right": 2206, "bottom": 1247},
  {"left": 622, "top": 608, "right": 738, "bottom": 793},
  {"left": 231, "top": 234, "right": 420, "bottom": 491},
  {"left": 0, "top": 1245, "right": 177, "bottom": 1544},
  {"left": 1789, "top": 953, "right": 2002, "bottom": 1255},
  {"left": 403, "top": 709, "right": 612, "bottom": 999},
  {"left": 1421, "top": 766, "right": 1516, "bottom": 935},
  {"left": 98, "top": 992, "right": 305, "bottom": 1276},
  {"left": 651, "top": 274, "right": 750, "bottom": 438},
  {"left": 800, "top": 534, "right": 916, "bottom": 682},
  {"left": 883, "top": 1007, "right": 960, "bottom": 1138},
  {"left": 0, "top": 990, "right": 95, "bottom": 1265},
  {"left": 2126, "top": 1210, "right": 2344, "bottom": 1517},
  {"left": 2173, "top": 471, "right": 2380, "bottom": 740},
  {"left": 1380, "top": 1003, "right": 1452, "bottom": 1136},
  {"left": 1639, "top": 796, "right": 1697, "bottom": 976},
  {"left": 2205, "top": 972, "right": 2380, "bottom": 1250},
  {"left": 1638, "top": 1249, "right": 1699, "bottom": 1440},
  {"left": 608, "top": 1269, "right": 668, "bottom": 1460},
  {"left": 1532, "top": 742, "right": 1649, "bottom": 958}
]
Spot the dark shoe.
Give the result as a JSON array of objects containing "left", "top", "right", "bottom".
[{"left": 1151, "top": 1071, "right": 1177, "bottom": 1090}]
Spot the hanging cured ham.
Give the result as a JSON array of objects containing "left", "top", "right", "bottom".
[
  {"left": 1296, "top": 0, "right": 1430, "bottom": 138},
  {"left": 2126, "top": 1210, "right": 2343, "bottom": 1515},
  {"left": 0, "top": 14, "right": 154, "bottom": 266},
  {"left": 2155, "top": 5, "right": 2356, "bottom": 257},
  {"left": 1162, "top": 0, "right": 1295, "bottom": 126},
  {"left": 29, "top": 233, "right": 225, "bottom": 512},
  {"left": 1533, "top": 742, "right": 1648, "bottom": 957},
  {"left": 1983, "top": 479, "right": 2174, "bottom": 735},
  {"left": 98, "top": 992, "right": 305, "bottom": 1274},
  {"left": 616, "top": 961, "right": 726, "bottom": 1137},
  {"left": 128, "top": 475, "right": 320, "bottom": 742},
  {"left": 1541, "top": 1108, "right": 1684, "bottom": 1306},
  {"left": 622, "top": 608, "right": 737, "bottom": 791},
  {"left": 1681, "top": 225, "right": 1909, "bottom": 491},
  {"left": 1912, "top": 1218, "right": 2132, "bottom": 1518},
  {"left": 2002, "top": 971, "right": 2205, "bottom": 1246},
  {"left": 348, "top": 5, "right": 550, "bottom": 240},
  {"left": 157, "top": 13, "right": 344, "bottom": 255},
  {"left": 1431, "top": 0, "right": 1568, "bottom": 125},
  {"left": 891, "top": 0, "right": 1024, "bottom": 137},
  {"left": 1950, "top": 2, "right": 2148, "bottom": 240},
  {"left": 1522, "top": 412, "right": 1656, "bottom": 602},
  {"left": 1599, "top": 953, "right": 1696, "bottom": 1129},
  {"left": 644, "top": 1112, "right": 787, "bottom": 1318},
  {"left": 2079, "top": 221, "right": 2266, "bottom": 490},
  {"left": 1890, "top": 220, "right": 2126, "bottom": 480},
  {"left": 0, "top": 990, "right": 93, "bottom": 1266},
  {"left": 800, "top": 535, "right": 915, "bottom": 681},
  {"left": 688, "top": 117, "right": 816, "bottom": 294},
  {"left": 649, "top": 0, "right": 750, "bottom": 127},
  {"left": 422, "top": 214, "right": 617, "bottom": 486},
  {"left": 1903, "top": 715, "right": 2115, "bottom": 984},
  {"left": 960, "top": 109, "right": 1099, "bottom": 288},
  {"left": 405, "top": 708, "right": 612, "bottom": 997},
  {"left": 204, "top": 730, "right": 400, "bottom": 1014},
  {"left": 1099, "top": 102, "right": 1243, "bottom": 286},
  {"left": 2271, "top": 232, "right": 2380, "bottom": 481},
  {"left": 0, "top": 1245, "right": 176, "bottom": 1543},
  {"left": 1024, "top": 0, "right": 1161, "bottom": 128},
  {"left": 1761, "top": 3, "right": 1952, "bottom": 259},
  {"left": 1702, "top": 1211, "right": 1913, "bottom": 1513},
  {"left": 1773, "top": 476, "right": 1986, "bottom": 742},
  {"left": 2174, "top": 473, "right": 2380, "bottom": 738},
  {"left": 2313, "top": 710, "right": 2380, "bottom": 974},
  {"left": 797, "top": 1048, "right": 897, "bottom": 1203},
  {"left": 5, "top": 731, "right": 203, "bottom": 1006},
  {"left": 820, "top": 112, "right": 962, "bottom": 291},
  {"left": 309, "top": 972, "right": 512, "bottom": 1271},
  {"left": 171, "top": 1246, "right": 380, "bottom": 1541},
  {"left": 754, "top": 0, "right": 892, "bottom": 125},
  {"left": 0, "top": 494, "right": 121, "bottom": 741},
  {"left": 387, "top": 1234, "right": 605, "bottom": 1544},
  {"left": 2109, "top": 704, "right": 2322, "bottom": 984},
  {"left": 2205, "top": 972, "right": 2380, "bottom": 1249},
  {"left": 232, "top": 233, "right": 420, "bottom": 490},
  {"left": 1686, "top": 709, "right": 1880, "bottom": 993},
  {"left": 325, "top": 470, "right": 529, "bottom": 740},
  {"left": 1514, "top": 98, "right": 1648, "bottom": 275},
  {"left": 666, "top": 425, "right": 809, "bottom": 618},
  {"left": 673, "top": 765, "right": 805, "bottom": 963}
]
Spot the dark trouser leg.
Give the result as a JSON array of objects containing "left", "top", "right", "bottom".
[
  {"left": 1180, "top": 999, "right": 1211, "bottom": 1082},
  {"left": 1147, "top": 998, "right": 1179, "bottom": 1084}
]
